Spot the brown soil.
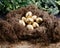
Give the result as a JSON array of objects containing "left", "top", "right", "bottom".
[{"left": 0, "top": 5, "right": 60, "bottom": 48}]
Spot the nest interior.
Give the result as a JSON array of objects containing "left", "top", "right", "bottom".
[{"left": 0, "top": 5, "right": 60, "bottom": 45}]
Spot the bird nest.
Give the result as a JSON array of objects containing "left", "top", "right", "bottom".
[{"left": 0, "top": 5, "right": 60, "bottom": 45}]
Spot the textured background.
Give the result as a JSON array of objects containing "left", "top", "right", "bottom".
[{"left": 0, "top": 41, "right": 60, "bottom": 48}]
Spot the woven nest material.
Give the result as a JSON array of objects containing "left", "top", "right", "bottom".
[{"left": 0, "top": 5, "right": 60, "bottom": 46}]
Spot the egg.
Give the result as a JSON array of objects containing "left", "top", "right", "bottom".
[
  {"left": 26, "top": 18, "right": 34, "bottom": 23},
  {"left": 27, "top": 25, "right": 34, "bottom": 30},
  {"left": 32, "top": 15, "right": 37, "bottom": 20},
  {"left": 36, "top": 17, "right": 43, "bottom": 23},
  {"left": 28, "top": 22, "right": 32, "bottom": 25},
  {"left": 22, "top": 17, "right": 26, "bottom": 22},
  {"left": 19, "top": 20, "right": 26, "bottom": 26},
  {"left": 26, "top": 11, "right": 32, "bottom": 18},
  {"left": 33, "top": 22, "right": 39, "bottom": 28},
  {"left": 19, "top": 11, "right": 43, "bottom": 29}
]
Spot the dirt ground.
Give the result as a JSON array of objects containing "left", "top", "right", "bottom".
[{"left": 0, "top": 41, "right": 60, "bottom": 48}]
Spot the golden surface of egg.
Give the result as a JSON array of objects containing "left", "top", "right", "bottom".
[
  {"left": 36, "top": 17, "right": 43, "bottom": 23},
  {"left": 19, "top": 20, "right": 26, "bottom": 26},
  {"left": 26, "top": 11, "right": 32, "bottom": 17},
  {"left": 26, "top": 18, "right": 34, "bottom": 23},
  {"left": 27, "top": 25, "right": 34, "bottom": 30},
  {"left": 22, "top": 17, "right": 26, "bottom": 22},
  {"left": 32, "top": 15, "right": 37, "bottom": 20},
  {"left": 33, "top": 22, "right": 39, "bottom": 28}
]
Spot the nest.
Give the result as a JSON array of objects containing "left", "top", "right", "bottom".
[{"left": 0, "top": 5, "right": 60, "bottom": 45}]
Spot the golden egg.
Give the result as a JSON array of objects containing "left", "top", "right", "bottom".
[
  {"left": 33, "top": 22, "right": 39, "bottom": 28},
  {"left": 26, "top": 11, "right": 32, "bottom": 17},
  {"left": 22, "top": 17, "right": 26, "bottom": 22},
  {"left": 32, "top": 15, "right": 37, "bottom": 20},
  {"left": 26, "top": 18, "right": 34, "bottom": 23},
  {"left": 27, "top": 25, "right": 34, "bottom": 30},
  {"left": 19, "top": 20, "right": 26, "bottom": 26},
  {"left": 36, "top": 17, "right": 43, "bottom": 23}
]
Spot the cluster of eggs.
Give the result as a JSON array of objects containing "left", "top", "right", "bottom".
[{"left": 19, "top": 11, "right": 43, "bottom": 30}]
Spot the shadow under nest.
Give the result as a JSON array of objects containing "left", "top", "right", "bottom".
[{"left": 0, "top": 5, "right": 60, "bottom": 45}]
